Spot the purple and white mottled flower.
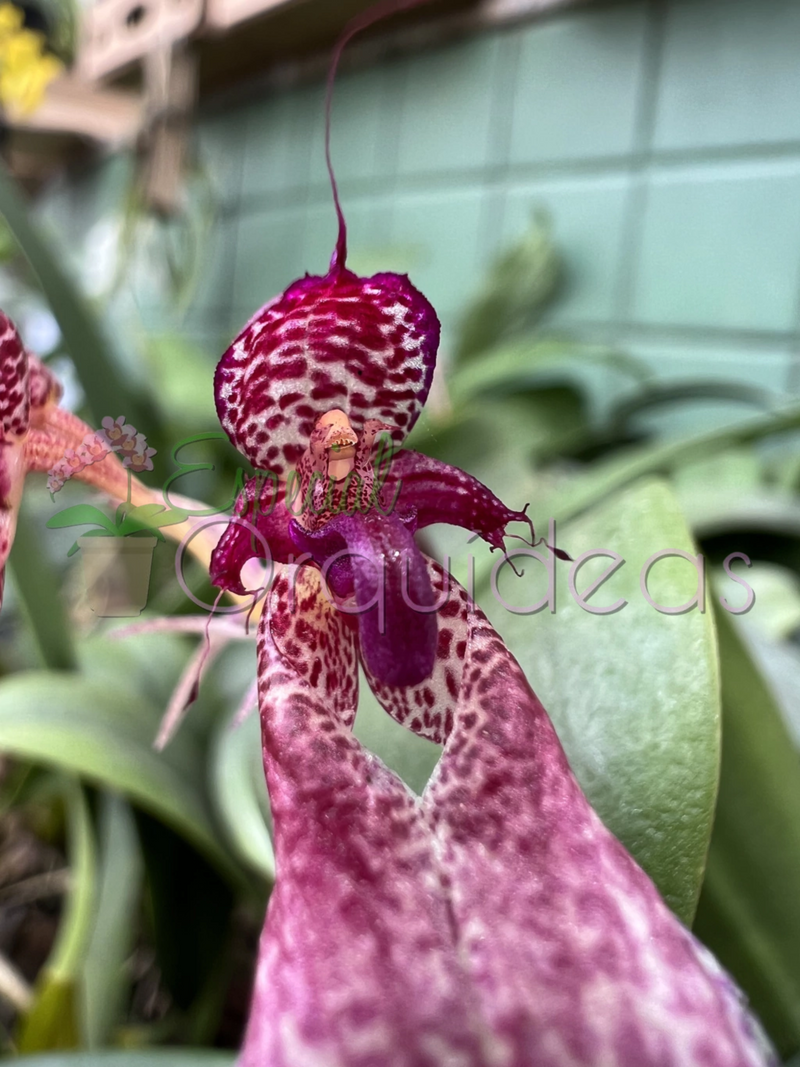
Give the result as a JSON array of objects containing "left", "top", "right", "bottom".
[{"left": 207, "top": 6, "right": 778, "bottom": 1064}]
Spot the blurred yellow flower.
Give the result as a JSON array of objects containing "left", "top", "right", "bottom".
[
  {"left": 0, "top": 3, "right": 24, "bottom": 37},
  {"left": 0, "top": 3, "right": 62, "bottom": 118}
]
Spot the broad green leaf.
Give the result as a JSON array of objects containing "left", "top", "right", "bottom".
[
  {"left": 693, "top": 608, "right": 800, "bottom": 1057},
  {"left": 737, "top": 628, "right": 800, "bottom": 748},
  {"left": 729, "top": 564, "right": 800, "bottom": 644},
  {"left": 9, "top": 508, "right": 77, "bottom": 671},
  {"left": 0, "top": 673, "right": 238, "bottom": 883},
  {"left": 672, "top": 447, "right": 764, "bottom": 495},
  {"left": 18, "top": 780, "right": 95, "bottom": 1052},
  {"left": 83, "top": 794, "right": 143, "bottom": 1048},
  {"left": 0, "top": 165, "right": 149, "bottom": 429},
  {"left": 607, "top": 379, "right": 776, "bottom": 433},
  {"left": 481, "top": 477, "right": 719, "bottom": 923},
  {"left": 210, "top": 707, "right": 274, "bottom": 880},
  {"left": 677, "top": 488, "right": 800, "bottom": 543}
]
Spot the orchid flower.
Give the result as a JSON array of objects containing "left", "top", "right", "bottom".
[
  {"left": 0, "top": 311, "right": 129, "bottom": 603},
  {"left": 0, "top": 311, "right": 230, "bottom": 600},
  {"left": 207, "top": 7, "right": 777, "bottom": 1066}
]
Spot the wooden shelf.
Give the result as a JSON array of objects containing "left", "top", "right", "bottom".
[{"left": 6, "top": 0, "right": 580, "bottom": 189}]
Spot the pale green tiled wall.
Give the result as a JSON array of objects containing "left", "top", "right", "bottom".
[{"left": 38, "top": 0, "right": 800, "bottom": 429}]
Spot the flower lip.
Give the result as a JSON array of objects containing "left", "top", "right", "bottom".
[{"left": 289, "top": 507, "right": 436, "bottom": 687}]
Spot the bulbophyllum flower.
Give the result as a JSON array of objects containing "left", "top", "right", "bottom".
[
  {"left": 211, "top": 266, "right": 540, "bottom": 687},
  {"left": 209, "top": 93, "right": 774, "bottom": 1067}
]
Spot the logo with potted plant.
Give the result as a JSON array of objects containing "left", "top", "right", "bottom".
[{"left": 46, "top": 417, "right": 186, "bottom": 617}]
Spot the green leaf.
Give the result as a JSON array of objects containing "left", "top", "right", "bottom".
[
  {"left": 47, "top": 506, "right": 117, "bottom": 534},
  {"left": 607, "top": 379, "right": 776, "bottom": 433},
  {"left": 0, "top": 165, "right": 149, "bottom": 429},
  {"left": 453, "top": 212, "right": 561, "bottom": 362},
  {"left": 16, "top": 979, "right": 80, "bottom": 1053},
  {"left": 693, "top": 608, "right": 800, "bottom": 1058},
  {"left": 449, "top": 336, "right": 649, "bottom": 407},
  {"left": 0, "top": 672, "right": 239, "bottom": 884},
  {"left": 210, "top": 706, "right": 274, "bottom": 880},
  {"left": 540, "top": 402, "right": 800, "bottom": 530},
  {"left": 480, "top": 478, "right": 720, "bottom": 923},
  {"left": 18, "top": 780, "right": 95, "bottom": 1052},
  {"left": 9, "top": 507, "right": 77, "bottom": 671},
  {"left": 677, "top": 488, "right": 800, "bottom": 544},
  {"left": 83, "top": 794, "right": 143, "bottom": 1048},
  {"left": 50, "top": 782, "right": 96, "bottom": 983}
]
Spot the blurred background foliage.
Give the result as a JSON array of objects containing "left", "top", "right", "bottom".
[{"left": 0, "top": 150, "right": 799, "bottom": 1067}]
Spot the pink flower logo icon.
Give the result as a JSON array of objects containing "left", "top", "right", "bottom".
[
  {"left": 47, "top": 416, "right": 156, "bottom": 496},
  {"left": 100, "top": 415, "right": 137, "bottom": 450}
]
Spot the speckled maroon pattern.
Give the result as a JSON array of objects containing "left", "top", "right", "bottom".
[
  {"left": 385, "top": 448, "right": 535, "bottom": 551},
  {"left": 290, "top": 510, "right": 438, "bottom": 686},
  {"left": 294, "top": 417, "right": 390, "bottom": 532},
  {"left": 243, "top": 562, "right": 775, "bottom": 1067},
  {"left": 210, "top": 448, "right": 536, "bottom": 601},
  {"left": 0, "top": 311, "right": 127, "bottom": 608},
  {"left": 0, "top": 315, "right": 32, "bottom": 603},
  {"left": 214, "top": 267, "right": 439, "bottom": 476},
  {"left": 210, "top": 475, "right": 296, "bottom": 594},
  {"left": 0, "top": 313, "right": 30, "bottom": 441}
]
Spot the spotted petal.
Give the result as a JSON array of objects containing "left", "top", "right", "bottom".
[
  {"left": 246, "top": 561, "right": 776, "bottom": 1067},
  {"left": 214, "top": 267, "right": 440, "bottom": 477},
  {"left": 383, "top": 448, "right": 535, "bottom": 551},
  {"left": 245, "top": 565, "right": 492, "bottom": 1067},
  {"left": 210, "top": 475, "right": 295, "bottom": 595},
  {"left": 0, "top": 315, "right": 33, "bottom": 602}
]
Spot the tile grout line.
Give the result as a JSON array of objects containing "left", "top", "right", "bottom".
[
  {"left": 476, "top": 27, "right": 522, "bottom": 261},
  {"left": 375, "top": 52, "right": 409, "bottom": 247},
  {"left": 224, "top": 106, "right": 255, "bottom": 337},
  {"left": 614, "top": 0, "right": 668, "bottom": 327},
  {"left": 232, "top": 133, "right": 800, "bottom": 220}
]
